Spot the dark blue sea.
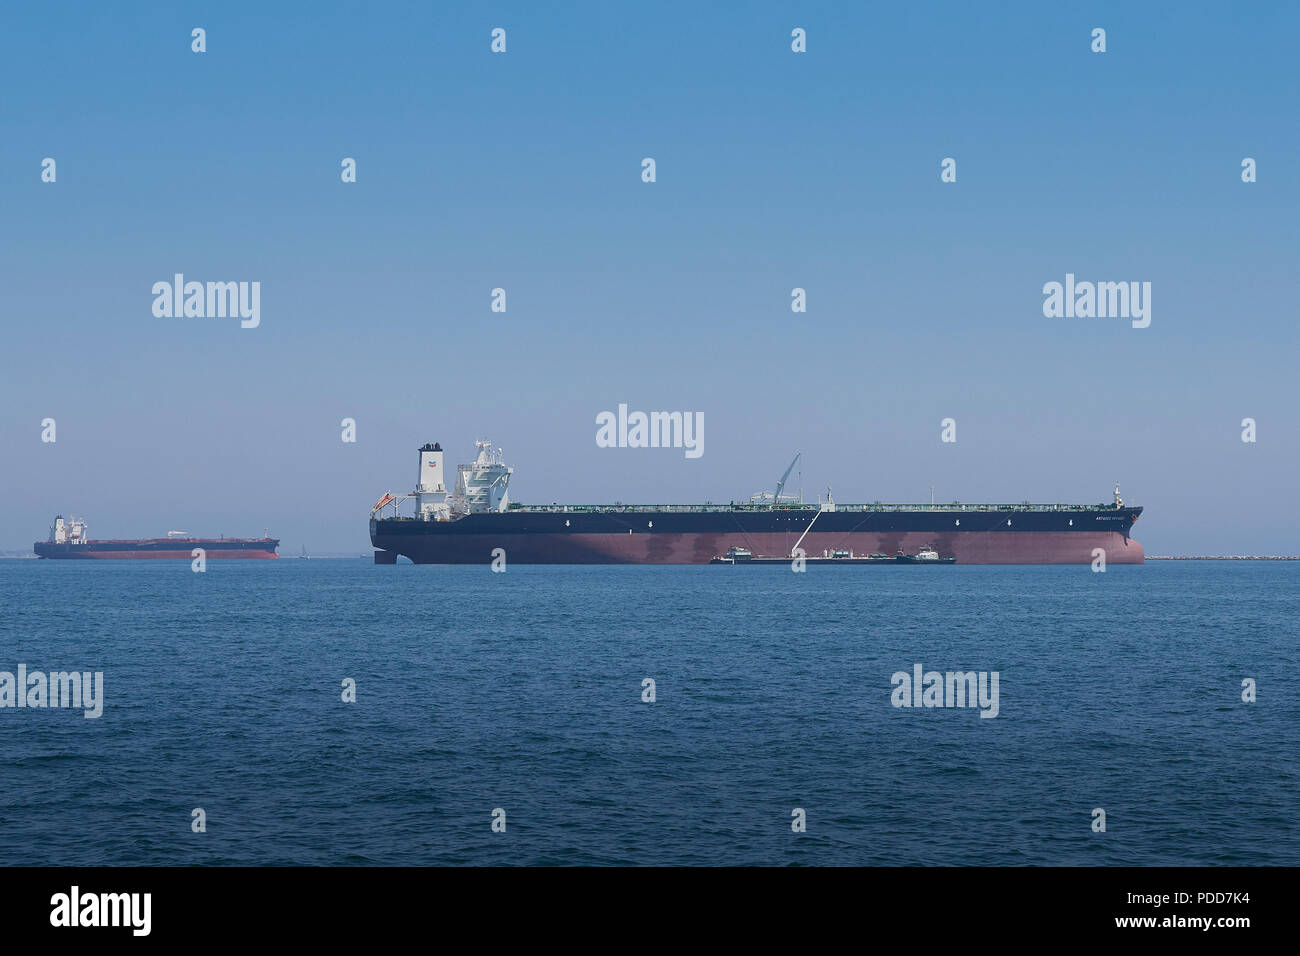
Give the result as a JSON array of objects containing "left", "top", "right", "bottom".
[{"left": 0, "top": 560, "right": 1295, "bottom": 866}]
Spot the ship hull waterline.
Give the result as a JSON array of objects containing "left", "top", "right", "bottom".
[
  {"left": 371, "top": 527, "right": 1143, "bottom": 565},
  {"left": 34, "top": 541, "right": 280, "bottom": 559}
]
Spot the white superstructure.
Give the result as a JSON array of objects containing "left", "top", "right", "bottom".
[
  {"left": 415, "top": 442, "right": 449, "bottom": 518},
  {"left": 451, "top": 440, "right": 513, "bottom": 514},
  {"left": 50, "top": 515, "right": 87, "bottom": 544},
  {"left": 377, "top": 439, "right": 514, "bottom": 521}
]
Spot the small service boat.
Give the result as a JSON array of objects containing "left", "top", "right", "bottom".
[{"left": 895, "top": 546, "right": 955, "bottom": 564}]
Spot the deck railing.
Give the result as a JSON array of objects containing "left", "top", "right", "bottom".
[{"left": 376, "top": 501, "right": 1134, "bottom": 519}]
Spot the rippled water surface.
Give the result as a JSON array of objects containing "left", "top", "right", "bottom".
[{"left": 0, "top": 560, "right": 1295, "bottom": 865}]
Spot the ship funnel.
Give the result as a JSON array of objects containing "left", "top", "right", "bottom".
[
  {"left": 418, "top": 443, "right": 446, "bottom": 494},
  {"left": 414, "top": 442, "right": 451, "bottom": 520}
]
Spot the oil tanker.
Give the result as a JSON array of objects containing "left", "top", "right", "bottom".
[
  {"left": 369, "top": 440, "right": 1143, "bottom": 565},
  {"left": 34, "top": 516, "right": 279, "bottom": 559}
]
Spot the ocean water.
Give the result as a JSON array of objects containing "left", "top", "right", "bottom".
[{"left": 0, "top": 559, "right": 1295, "bottom": 866}]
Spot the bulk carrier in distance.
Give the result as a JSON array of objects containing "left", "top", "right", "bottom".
[
  {"left": 34, "top": 516, "right": 279, "bottom": 559},
  {"left": 369, "top": 440, "right": 1144, "bottom": 565}
]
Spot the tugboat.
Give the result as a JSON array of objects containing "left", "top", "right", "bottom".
[
  {"left": 895, "top": 546, "right": 955, "bottom": 564},
  {"left": 709, "top": 545, "right": 956, "bottom": 566}
]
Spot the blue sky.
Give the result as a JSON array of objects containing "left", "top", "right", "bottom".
[{"left": 1, "top": 2, "right": 1296, "bottom": 553}]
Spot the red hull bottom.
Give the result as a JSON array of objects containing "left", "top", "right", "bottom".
[
  {"left": 373, "top": 531, "right": 1144, "bottom": 565},
  {"left": 37, "top": 551, "right": 279, "bottom": 560}
]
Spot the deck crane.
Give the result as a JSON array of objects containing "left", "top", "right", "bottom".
[{"left": 749, "top": 453, "right": 802, "bottom": 507}]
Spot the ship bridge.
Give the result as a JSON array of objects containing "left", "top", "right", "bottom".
[{"left": 373, "top": 439, "right": 514, "bottom": 521}]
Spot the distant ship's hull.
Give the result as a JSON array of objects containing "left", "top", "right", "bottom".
[
  {"left": 371, "top": 509, "right": 1143, "bottom": 565},
  {"left": 34, "top": 539, "right": 279, "bottom": 559}
]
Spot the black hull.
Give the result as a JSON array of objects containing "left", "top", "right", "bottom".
[
  {"left": 34, "top": 539, "right": 280, "bottom": 559},
  {"left": 370, "top": 506, "right": 1143, "bottom": 565}
]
